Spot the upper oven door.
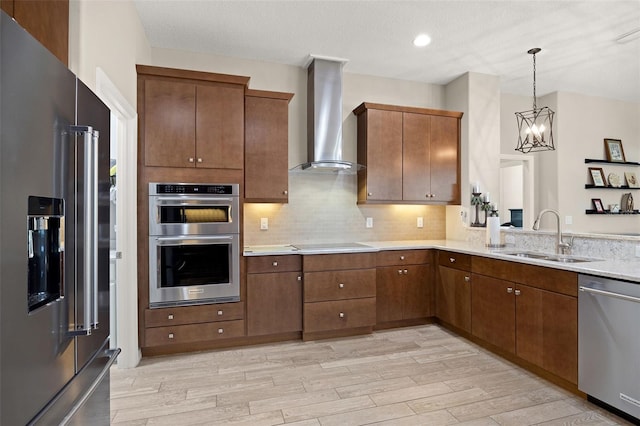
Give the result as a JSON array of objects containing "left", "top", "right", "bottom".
[{"left": 149, "top": 195, "right": 239, "bottom": 236}]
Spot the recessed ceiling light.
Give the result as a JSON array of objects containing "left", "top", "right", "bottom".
[{"left": 413, "top": 34, "right": 431, "bottom": 47}]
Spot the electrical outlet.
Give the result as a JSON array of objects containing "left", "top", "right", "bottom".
[
  {"left": 565, "top": 215, "right": 573, "bottom": 225},
  {"left": 365, "top": 217, "right": 373, "bottom": 228},
  {"left": 417, "top": 217, "right": 424, "bottom": 228},
  {"left": 260, "top": 217, "right": 268, "bottom": 230},
  {"left": 636, "top": 245, "right": 640, "bottom": 257}
]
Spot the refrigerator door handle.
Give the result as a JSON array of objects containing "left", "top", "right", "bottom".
[{"left": 69, "top": 125, "right": 100, "bottom": 336}]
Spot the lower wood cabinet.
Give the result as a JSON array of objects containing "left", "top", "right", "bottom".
[
  {"left": 471, "top": 256, "right": 578, "bottom": 384},
  {"left": 376, "top": 250, "right": 432, "bottom": 324},
  {"left": 246, "top": 255, "right": 302, "bottom": 337},
  {"left": 145, "top": 320, "right": 245, "bottom": 346},
  {"left": 436, "top": 251, "right": 472, "bottom": 333},
  {"left": 302, "top": 253, "right": 377, "bottom": 339}
]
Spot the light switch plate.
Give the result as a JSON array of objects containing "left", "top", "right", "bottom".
[
  {"left": 365, "top": 217, "right": 373, "bottom": 228},
  {"left": 260, "top": 217, "right": 268, "bottom": 230}
]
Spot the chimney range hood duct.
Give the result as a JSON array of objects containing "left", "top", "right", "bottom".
[{"left": 291, "top": 56, "right": 364, "bottom": 173}]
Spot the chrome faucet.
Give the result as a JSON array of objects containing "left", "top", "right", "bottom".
[{"left": 532, "top": 209, "right": 571, "bottom": 254}]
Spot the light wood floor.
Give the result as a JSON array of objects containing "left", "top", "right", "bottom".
[{"left": 110, "top": 325, "right": 631, "bottom": 425}]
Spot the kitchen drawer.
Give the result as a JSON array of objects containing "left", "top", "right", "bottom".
[
  {"left": 145, "top": 319, "right": 245, "bottom": 346},
  {"left": 304, "top": 298, "right": 376, "bottom": 333},
  {"left": 303, "top": 252, "right": 376, "bottom": 272},
  {"left": 377, "top": 249, "right": 431, "bottom": 267},
  {"left": 471, "top": 256, "right": 577, "bottom": 297},
  {"left": 438, "top": 250, "right": 471, "bottom": 271},
  {"left": 246, "top": 255, "right": 301, "bottom": 273},
  {"left": 145, "top": 302, "right": 244, "bottom": 328},
  {"left": 304, "top": 269, "right": 376, "bottom": 302}
]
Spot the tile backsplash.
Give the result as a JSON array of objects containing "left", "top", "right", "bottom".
[{"left": 244, "top": 173, "right": 446, "bottom": 245}]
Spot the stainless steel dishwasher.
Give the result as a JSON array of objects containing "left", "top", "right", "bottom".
[{"left": 579, "top": 274, "right": 640, "bottom": 422}]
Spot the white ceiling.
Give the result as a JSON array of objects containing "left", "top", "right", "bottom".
[{"left": 134, "top": 0, "right": 640, "bottom": 102}]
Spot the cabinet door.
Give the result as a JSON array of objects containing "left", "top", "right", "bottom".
[
  {"left": 403, "top": 264, "right": 431, "bottom": 320},
  {"left": 376, "top": 266, "right": 404, "bottom": 323},
  {"left": 245, "top": 95, "right": 289, "bottom": 201},
  {"left": 430, "top": 115, "right": 460, "bottom": 203},
  {"left": 362, "top": 109, "right": 403, "bottom": 201},
  {"left": 144, "top": 79, "right": 196, "bottom": 167},
  {"left": 436, "top": 266, "right": 471, "bottom": 332},
  {"left": 12, "top": 0, "right": 69, "bottom": 65},
  {"left": 247, "top": 272, "right": 302, "bottom": 336},
  {"left": 402, "top": 113, "right": 431, "bottom": 201},
  {"left": 516, "top": 284, "right": 578, "bottom": 384},
  {"left": 471, "top": 274, "right": 516, "bottom": 354},
  {"left": 196, "top": 84, "right": 244, "bottom": 169}
]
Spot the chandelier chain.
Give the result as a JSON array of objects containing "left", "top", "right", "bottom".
[{"left": 532, "top": 52, "right": 537, "bottom": 110}]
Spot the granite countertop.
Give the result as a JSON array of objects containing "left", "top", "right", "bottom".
[{"left": 244, "top": 239, "right": 640, "bottom": 284}]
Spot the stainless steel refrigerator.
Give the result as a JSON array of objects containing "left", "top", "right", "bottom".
[{"left": 0, "top": 12, "right": 119, "bottom": 425}]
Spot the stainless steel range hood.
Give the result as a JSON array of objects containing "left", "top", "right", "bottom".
[{"left": 291, "top": 56, "right": 364, "bottom": 173}]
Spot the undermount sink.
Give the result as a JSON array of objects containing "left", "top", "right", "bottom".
[{"left": 502, "top": 251, "right": 599, "bottom": 263}]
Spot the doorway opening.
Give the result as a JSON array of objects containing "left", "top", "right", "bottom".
[{"left": 500, "top": 154, "right": 535, "bottom": 229}]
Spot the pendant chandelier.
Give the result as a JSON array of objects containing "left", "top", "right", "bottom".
[{"left": 515, "top": 48, "right": 555, "bottom": 153}]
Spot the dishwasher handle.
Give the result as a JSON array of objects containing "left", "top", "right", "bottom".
[{"left": 579, "top": 286, "right": 640, "bottom": 304}]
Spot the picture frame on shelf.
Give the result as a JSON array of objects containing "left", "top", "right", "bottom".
[
  {"left": 589, "top": 167, "right": 607, "bottom": 187},
  {"left": 591, "top": 198, "right": 605, "bottom": 213},
  {"left": 625, "top": 171, "right": 639, "bottom": 188},
  {"left": 604, "top": 138, "right": 626, "bottom": 162}
]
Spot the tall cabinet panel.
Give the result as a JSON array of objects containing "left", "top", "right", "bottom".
[
  {"left": 430, "top": 115, "right": 460, "bottom": 203},
  {"left": 402, "top": 112, "right": 431, "bottom": 201}
]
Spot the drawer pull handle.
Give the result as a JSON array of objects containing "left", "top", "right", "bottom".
[
  {"left": 167, "top": 314, "right": 174, "bottom": 320},
  {"left": 398, "top": 270, "right": 403, "bottom": 275},
  {"left": 197, "top": 158, "right": 203, "bottom": 163},
  {"left": 400, "top": 255, "right": 405, "bottom": 260},
  {"left": 188, "top": 157, "right": 194, "bottom": 163},
  {"left": 273, "top": 261, "right": 278, "bottom": 267},
  {"left": 514, "top": 289, "right": 521, "bottom": 296},
  {"left": 449, "top": 257, "right": 456, "bottom": 263},
  {"left": 404, "top": 269, "right": 408, "bottom": 275},
  {"left": 464, "top": 276, "right": 470, "bottom": 282},
  {"left": 339, "top": 312, "right": 345, "bottom": 318},
  {"left": 168, "top": 333, "right": 174, "bottom": 339},
  {"left": 217, "top": 310, "right": 223, "bottom": 316},
  {"left": 507, "top": 287, "right": 513, "bottom": 294},
  {"left": 339, "top": 283, "right": 344, "bottom": 288},
  {"left": 218, "top": 328, "right": 224, "bottom": 334}
]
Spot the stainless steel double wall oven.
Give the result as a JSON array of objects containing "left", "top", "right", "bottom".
[{"left": 148, "top": 183, "right": 240, "bottom": 308}]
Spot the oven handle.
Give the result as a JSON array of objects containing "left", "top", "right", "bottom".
[
  {"left": 154, "top": 196, "right": 235, "bottom": 204},
  {"left": 154, "top": 235, "right": 235, "bottom": 246},
  {"left": 579, "top": 286, "right": 640, "bottom": 304}
]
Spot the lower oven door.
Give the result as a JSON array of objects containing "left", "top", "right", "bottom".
[{"left": 149, "top": 235, "right": 240, "bottom": 308}]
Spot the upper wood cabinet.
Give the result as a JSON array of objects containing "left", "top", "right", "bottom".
[
  {"left": 137, "top": 65, "right": 248, "bottom": 170},
  {"left": 353, "top": 102, "right": 462, "bottom": 204},
  {"left": 2, "top": 0, "right": 69, "bottom": 65},
  {"left": 244, "top": 89, "right": 294, "bottom": 202}
]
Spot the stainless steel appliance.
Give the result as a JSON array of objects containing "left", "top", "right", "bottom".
[
  {"left": 0, "top": 12, "right": 118, "bottom": 425},
  {"left": 148, "top": 183, "right": 240, "bottom": 307},
  {"left": 579, "top": 274, "right": 640, "bottom": 422}
]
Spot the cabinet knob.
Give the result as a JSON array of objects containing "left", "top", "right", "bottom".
[
  {"left": 430, "top": 194, "right": 435, "bottom": 198},
  {"left": 339, "top": 283, "right": 344, "bottom": 288},
  {"left": 368, "top": 192, "right": 373, "bottom": 196},
  {"left": 449, "top": 257, "right": 456, "bottom": 263},
  {"left": 400, "top": 255, "right": 405, "bottom": 260},
  {"left": 298, "top": 276, "right": 302, "bottom": 281},
  {"left": 273, "top": 261, "right": 278, "bottom": 267},
  {"left": 339, "top": 312, "right": 345, "bottom": 318},
  {"left": 507, "top": 287, "right": 513, "bottom": 294},
  {"left": 167, "top": 314, "right": 174, "bottom": 320},
  {"left": 217, "top": 310, "right": 223, "bottom": 316},
  {"left": 514, "top": 289, "right": 521, "bottom": 296},
  {"left": 398, "top": 270, "right": 403, "bottom": 275},
  {"left": 197, "top": 158, "right": 203, "bottom": 163},
  {"left": 404, "top": 269, "right": 408, "bottom": 275},
  {"left": 283, "top": 190, "right": 288, "bottom": 195},
  {"left": 218, "top": 328, "right": 224, "bottom": 334},
  {"left": 168, "top": 333, "right": 174, "bottom": 339},
  {"left": 188, "top": 157, "right": 194, "bottom": 163},
  {"left": 464, "top": 276, "right": 470, "bottom": 282}
]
